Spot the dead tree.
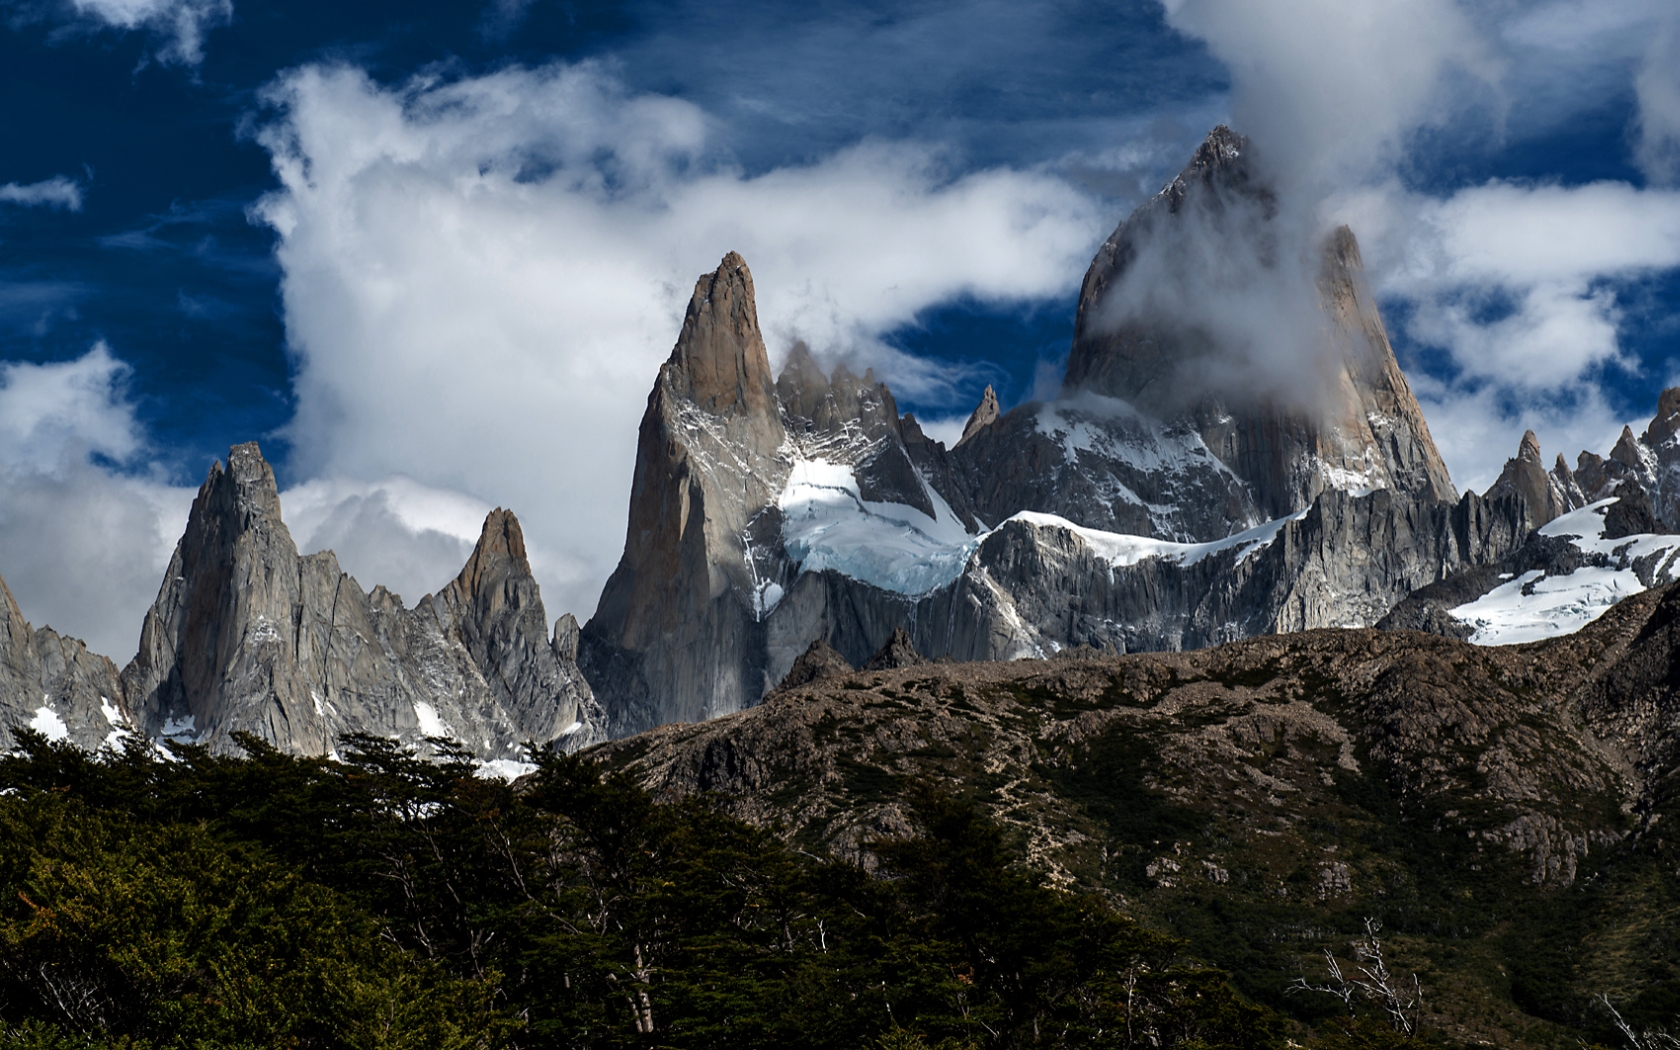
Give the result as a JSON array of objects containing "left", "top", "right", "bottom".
[{"left": 1289, "top": 917, "right": 1423, "bottom": 1036}]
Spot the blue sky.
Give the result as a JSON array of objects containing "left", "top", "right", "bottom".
[{"left": 2, "top": 0, "right": 1679, "bottom": 659}]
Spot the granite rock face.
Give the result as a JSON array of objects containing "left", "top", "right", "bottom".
[
  {"left": 0, "top": 575, "right": 131, "bottom": 751},
  {"left": 1032, "top": 128, "right": 1454, "bottom": 536},
  {"left": 580, "top": 253, "right": 793, "bottom": 735},
  {"left": 117, "top": 442, "right": 604, "bottom": 757}
]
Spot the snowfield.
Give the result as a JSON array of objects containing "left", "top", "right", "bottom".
[{"left": 1451, "top": 500, "right": 1680, "bottom": 645}]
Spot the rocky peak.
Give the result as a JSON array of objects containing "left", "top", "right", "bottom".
[
  {"left": 1612, "top": 426, "right": 1647, "bottom": 470},
  {"left": 1486, "top": 430, "right": 1575, "bottom": 531},
  {"left": 583, "top": 253, "right": 796, "bottom": 733},
  {"left": 664, "top": 250, "right": 777, "bottom": 421},
  {"left": 1046, "top": 126, "right": 1455, "bottom": 529},
  {"left": 956, "top": 385, "right": 1000, "bottom": 447},
  {"left": 441, "top": 508, "right": 530, "bottom": 609},
  {"left": 863, "top": 626, "right": 926, "bottom": 671},
  {"left": 1648, "top": 387, "right": 1680, "bottom": 447},
  {"left": 0, "top": 572, "right": 129, "bottom": 752},
  {"left": 122, "top": 442, "right": 604, "bottom": 757}
]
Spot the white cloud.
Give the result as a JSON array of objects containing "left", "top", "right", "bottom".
[
  {"left": 1635, "top": 8, "right": 1680, "bottom": 185},
  {"left": 0, "top": 346, "right": 193, "bottom": 662},
  {"left": 1330, "top": 177, "right": 1680, "bottom": 487},
  {"left": 1158, "top": 0, "right": 1494, "bottom": 195},
  {"left": 252, "top": 61, "right": 1101, "bottom": 622},
  {"left": 1155, "top": 0, "right": 1680, "bottom": 495},
  {"left": 0, "top": 176, "right": 82, "bottom": 210},
  {"left": 280, "top": 476, "right": 490, "bottom": 609},
  {"left": 63, "top": 0, "right": 231, "bottom": 65}
]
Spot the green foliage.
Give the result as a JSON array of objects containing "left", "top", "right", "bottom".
[
  {"left": 0, "top": 730, "right": 1283, "bottom": 1049},
  {"left": 0, "top": 792, "right": 497, "bottom": 1049}
]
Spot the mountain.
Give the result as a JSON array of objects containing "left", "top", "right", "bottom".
[
  {"left": 589, "top": 579, "right": 1680, "bottom": 1045},
  {"left": 4, "top": 441, "right": 605, "bottom": 760},
  {"left": 582, "top": 127, "right": 1536, "bottom": 736},
  {"left": 0, "top": 575, "right": 130, "bottom": 752},
  {"left": 1380, "top": 415, "right": 1680, "bottom": 644}
]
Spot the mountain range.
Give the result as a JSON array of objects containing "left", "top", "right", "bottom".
[{"left": 5, "top": 126, "right": 1680, "bottom": 763}]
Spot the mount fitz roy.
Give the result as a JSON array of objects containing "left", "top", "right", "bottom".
[
  {"left": 5, "top": 124, "right": 1680, "bottom": 756},
  {"left": 580, "top": 125, "right": 1670, "bottom": 735}
]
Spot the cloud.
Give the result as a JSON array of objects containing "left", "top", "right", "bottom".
[
  {"left": 1635, "top": 7, "right": 1680, "bottom": 185},
  {"left": 0, "top": 345, "right": 193, "bottom": 662},
  {"left": 1158, "top": 0, "right": 1494, "bottom": 195},
  {"left": 1154, "top": 0, "right": 1680, "bottom": 494},
  {"left": 52, "top": 0, "right": 231, "bottom": 65},
  {"left": 1332, "top": 177, "right": 1680, "bottom": 487},
  {"left": 252, "top": 61, "right": 1101, "bottom": 622},
  {"left": 280, "top": 476, "right": 491, "bottom": 610},
  {"left": 0, "top": 176, "right": 82, "bottom": 210}
]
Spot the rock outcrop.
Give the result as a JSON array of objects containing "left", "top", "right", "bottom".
[
  {"left": 1485, "top": 430, "right": 1578, "bottom": 531},
  {"left": 0, "top": 575, "right": 131, "bottom": 751},
  {"left": 119, "top": 442, "right": 604, "bottom": 757}
]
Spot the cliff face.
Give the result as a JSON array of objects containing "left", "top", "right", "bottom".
[
  {"left": 581, "top": 253, "right": 792, "bottom": 734},
  {"left": 0, "top": 574, "right": 130, "bottom": 751},
  {"left": 117, "top": 442, "right": 604, "bottom": 757}
]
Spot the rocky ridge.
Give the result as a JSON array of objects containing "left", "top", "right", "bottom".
[
  {"left": 3, "top": 442, "right": 605, "bottom": 759},
  {"left": 590, "top": 581, "right": 1680, "bottom": 1045}
]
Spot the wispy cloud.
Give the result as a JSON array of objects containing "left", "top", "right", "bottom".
[
  {"left": 40, "top": 0, "right": 232, "bottom": 65},
  {"left": 0, "top": 175, "right": 82, "bottom": 210}
]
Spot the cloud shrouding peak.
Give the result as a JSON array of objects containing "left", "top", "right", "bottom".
[
  {"left": 1158, "top": 0, "right": 1491, "bottom": 195},
  {"left": 0, "top": 176, "right": 83, "bottom": 210},
  {"left": 253, "top": 61, "right": 1102, "bottom": 623}
]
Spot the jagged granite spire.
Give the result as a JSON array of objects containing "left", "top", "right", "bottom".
[
  {"left": 582, "top": 253, "right": 792, "bottom": 734},
  {"left": 956, "top": 385, "right": 1000, "bottom": 447},
  {"left": 1485, "top": 430, "right": 1579, "bottom": 531},
  {"left": 0, "top": 573, "right": 130, "bottom": 751},
  {"left": 121, "top": 442, "right": 604, "bottom": 756}
]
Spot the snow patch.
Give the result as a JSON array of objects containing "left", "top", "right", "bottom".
[
  {"left": 413, "top": 701, "right": 452, "bottom": 738},
  {"left": 99, "top": 697, "right": 131, "bottom": 752},
  {"left": 1010, "top": 509, "right": 1306, "bottom": 569},
  {"left": 1453, "top": 500, "right": 1680, "bottom": 645},
  {"left": 29, "top": 706, "right": 68, "bottom": 743},
  {"left": 780, "top": 458, "right": 981, "bottom": 596},
  {"left": 476, "top": 759, "right": 539, "bottom": 781},
  {"left": 160, "top": 714, "right": 199, "bottom": 745}
]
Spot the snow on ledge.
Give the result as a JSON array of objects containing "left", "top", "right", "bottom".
[{"left": 1008, "top": 510, "right": 1305, "bottom": 569}]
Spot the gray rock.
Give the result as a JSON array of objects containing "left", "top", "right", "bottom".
[
  {"left": 581, "top": 252, "right": 793, "bottom": 735},
  {"left": 774, "top": 638, "right": 852, "bottom": 691},
  {"left": 1051, "top": 127, "right": 1456, "bottom": 531},
  {"left": 119, "top": 441, "right": 604, "bottom": 757},
  {"left": 0, "top": 574, "right": 132, "bottom": 751},
  {"left": 863, "top": 626, "right": 925, "bottom": 671},
  {"left": 955, "top": 385, "right": 1000, "bottom": 447}
]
